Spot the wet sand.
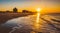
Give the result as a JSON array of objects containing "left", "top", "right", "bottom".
[{"left": 0, "top": 13, "right": 34, "bottom": 24}]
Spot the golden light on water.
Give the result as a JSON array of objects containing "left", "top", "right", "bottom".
[
  {"left": 31, "top": 8, "right": 42, "bottom": 33},
  {"left": 36, "top": 8, "right": 41, "bottom": 23},
  {"left": 36, "top": 13, "right": 40, "bottom": 23}
]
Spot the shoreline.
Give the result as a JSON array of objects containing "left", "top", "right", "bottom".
[{"left": 0, "top": 13, "right": 35, "bottom": 24}]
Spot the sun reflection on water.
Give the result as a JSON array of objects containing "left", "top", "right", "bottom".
[
  {"left": 36, "top": 13, "right": 40, "bottom": 23},
  {"left": 36, "top": 8, "right": 41, "bottom": 23},
  {"left": 31, "top": 12, "right": 41, "bottom": 33},
  {"left": 31, "top": 8, "right": 41, "bottom": 33},
  {"left": 34, "top": 12, "right": 40, "bottom": 31}
]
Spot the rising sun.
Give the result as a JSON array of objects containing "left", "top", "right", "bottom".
[
  {"left": 36, "top": 8, "right": 41, "bottom": 23},
  {"left": 36, "top": 8, "right": 41, "bottom": 12}
]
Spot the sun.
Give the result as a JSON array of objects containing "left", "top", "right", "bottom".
[
  {"left": 36, "top": 8, "right": 42, "bottom": 23},
  {"left": 36, "top": 8, "right": 41, "bottom": 12}
]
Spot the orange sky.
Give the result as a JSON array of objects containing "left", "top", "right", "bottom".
[{"left": 0, "top": 0, "right": 60, "bottom": 13}]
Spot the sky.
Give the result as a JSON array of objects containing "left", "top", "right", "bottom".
[{"left": 0, "top": 0, "right": 60, "bottom": 13}]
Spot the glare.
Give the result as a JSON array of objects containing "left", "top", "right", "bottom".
[
  {"left": 36, "top": 8, "right": 41, "bottom": 12},
  {"left": 36, "top": 8, "right": 41, "bottom": 23},
  {"left": 32, "top": 8, "right": 42, "bottom": 32}
]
